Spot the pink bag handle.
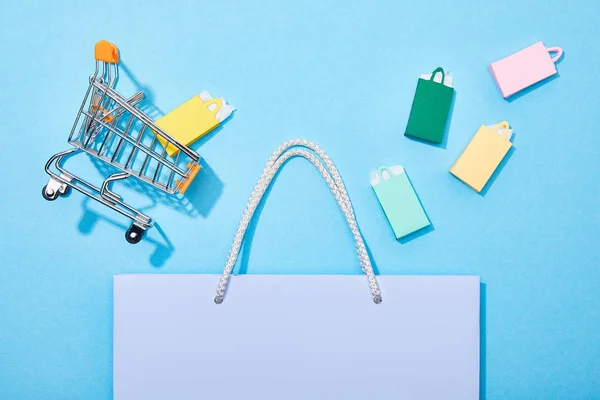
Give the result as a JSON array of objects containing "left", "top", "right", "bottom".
[{"left": 547, "top": 46, "right": 563, "bottom": 63}]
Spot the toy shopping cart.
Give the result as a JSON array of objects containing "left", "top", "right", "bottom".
[{"left": 43, "top": 41, "right": 201, "bottom": 244}]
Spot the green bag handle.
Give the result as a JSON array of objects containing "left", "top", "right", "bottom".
[
  {"left": 378, "top": 165, "right": 395, "bottom": 180},
  {"left": 429, "top": 67, "right": 445, "bottom": 85}
]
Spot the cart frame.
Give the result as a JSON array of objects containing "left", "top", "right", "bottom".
[{"left": 43, "top": 41, "right": 201, "bottom": 243}]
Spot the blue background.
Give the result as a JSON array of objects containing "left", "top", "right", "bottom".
[{"left": 1, "top": 1, "right": 599, "bottom": 399}]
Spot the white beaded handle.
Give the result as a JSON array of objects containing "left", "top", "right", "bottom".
[{"left": 214, "top": 139, "right": 382, "bottom": 304}]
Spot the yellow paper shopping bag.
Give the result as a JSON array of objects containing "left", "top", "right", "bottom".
[
  {"left": 450, "top": 121, "right": 513, "bottom": 192},
  {"left": 156, "top": 92, "right": 234, "bottom": 157}
]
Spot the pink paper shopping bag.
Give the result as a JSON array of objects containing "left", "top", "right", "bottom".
[{"left": 489, "top": 41, "right": 563, "bottom": 98}]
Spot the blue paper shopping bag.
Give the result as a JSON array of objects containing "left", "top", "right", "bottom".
[{"left": 113, "top": 140, "right": 480, "bottom": 400}]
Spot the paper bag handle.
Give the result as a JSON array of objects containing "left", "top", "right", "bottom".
[
  {"left": 214, "top": 139, "right": 382, "bottom": 305},
  {"left": 547, "top": 47, "right": 563, "bottom": 63},
  {"left": 494, "top": 121, "right": 511, "bottom": 140},
  {"left": 377, "top": 166, "right": 395, "bottom": 180},
  {"left": 430, "top": 67, "right": 446, "bottom": 85},
  {"left": 204, "top": 98, "right": 223, "bottom": 115}
]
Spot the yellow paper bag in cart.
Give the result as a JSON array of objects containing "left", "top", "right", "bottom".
[
  {"left": 450, "top": 122, "right": 513, "bottom": 192},
  {"left": 156, "top": 91, "right": 234, "bottom": 157}
]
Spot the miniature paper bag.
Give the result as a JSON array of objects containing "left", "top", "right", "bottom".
[
  {"left": 371, "top": 165, "right": 430, "bottom": 239},
  {"left": 450, "top": 122, "right": 513, "bottom": 193},
  {"left": 489, "top": 41, "right": 563, "bottom": 98},
  {"left": 156, "top": 91, "right": 234, "bottom": 157},
  {"left": 405, "top": 67, "right": 455, "bottom": 144},
  {"left": 114, "top": 140, "right": 481, "bottom": 400}
]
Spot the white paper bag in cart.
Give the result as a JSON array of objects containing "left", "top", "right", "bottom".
[{"left": 114, "top": 140, "right": 481, "bottom": 400}]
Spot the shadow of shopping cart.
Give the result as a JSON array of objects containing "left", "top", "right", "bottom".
[{"left": 78, "top": 196, "right": 174, "bottom": 267}]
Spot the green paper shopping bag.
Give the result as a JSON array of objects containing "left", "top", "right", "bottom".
[
  {"left": 405, "top": 67, "right": 455, "bottom": 144},
  {"left": 371, "top": 165, "right": 430, "bottom": 239}
]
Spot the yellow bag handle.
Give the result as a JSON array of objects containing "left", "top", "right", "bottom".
[
  {"left": 491, "top": 121, "right": 511, "bottom": 140},
  {"left": 204, "top": 98, "right": 223, "bottom": 114}
]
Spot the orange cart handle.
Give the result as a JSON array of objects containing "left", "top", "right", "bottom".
[
  {"left": 177, "top": 164, "right": 201, "bottom": 194},
  {"left": 95, "top": 40, "right": 119, "bottom": 64}
]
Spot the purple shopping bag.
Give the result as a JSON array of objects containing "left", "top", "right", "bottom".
[{"left": 114, "top": 140, "right": 481, "bottom": 400}]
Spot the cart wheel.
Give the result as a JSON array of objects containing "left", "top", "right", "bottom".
[
  {"left": 42, "top": 185, "right": 59, "bottom": 201},
  {"left": 125, "top": 225, "right": 145, "bottom": 244},
  {"left": 58, "top": 185, "right": 71, "bottom": 196}
]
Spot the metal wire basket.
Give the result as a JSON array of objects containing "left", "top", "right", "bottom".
[{"left": 43, "top": 40, "right": 201, "bottom": 243}]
